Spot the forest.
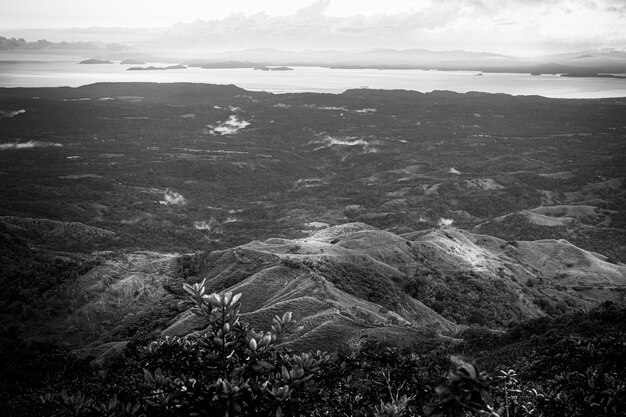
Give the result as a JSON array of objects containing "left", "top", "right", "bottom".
[{"left": 2, "top": 285, "right": 625, "bottom": 416}]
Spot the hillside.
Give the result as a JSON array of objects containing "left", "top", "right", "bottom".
[
  {"left": 5, "top": 222, "right": 624, "bottom": 356},
  {"left": 474, "top": 181, "right": 626, "bottom": 261},
  {"left": 163, "top": 223, "right": 625, "bottom": 347}
]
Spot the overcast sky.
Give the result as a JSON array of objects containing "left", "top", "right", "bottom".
[{"left": 1, "top": 0, "right": 625, "bottom": 54}]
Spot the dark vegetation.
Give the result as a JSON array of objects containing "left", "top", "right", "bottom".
[
  {"left": 2, "top": 289, "right": 624, "bottom": 416},
  {"left": 422, "top": 271, "right": 525, "bottom": 327},
  {"left": 0, "top": 84, "right": 624, "bottom": 257},
  {"left": 0, "top": 222, "right": 103, "bottom": 319},
  {"left": 307, "top": 260, "right": 406, "bottom": 311}
]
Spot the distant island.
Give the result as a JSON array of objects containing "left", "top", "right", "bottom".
[
  {"left": 254, "top": 66, "right": 294, "bottom": 71},
  {"left": 185, "top": 61, "right": 294, "bottom": 70},
  {"left": 561, "top": 72, "right": 626, "bottom": 78},
  {"left": 78, "top": 59, "right": 113, "bottom": 64},
  {"left": 195, "top": 61, "right": 264, "bottom": 69},
  {"left": 126, "top": 65, "right": 187, "bottom": 71}
]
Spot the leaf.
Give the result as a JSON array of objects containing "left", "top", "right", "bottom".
[
  {"left": 106, "top": 394, "right": 118, "bottom": 411},
  {"left": 249, "top": 338, "right": 258, "bottom": 352},
  {"left": 231, "top": 293, "right": 242, "bottom": 306},
  {"left": 167, "top": 390, "right": 184, "bottom": 401},
  {"left": 223, "top": 292, "right": 232, "bottom": 306},
  {"left": 143, "top": 369, "right": 154, "bottom": 384},
  {"left": 423, "top": 404, "right": 441, "bottom": 417},
  {"left": 435, "top": 384, "right": 449, "bottom": 396},
  {"left": 480, "top": 389, "right": 493, "bottom": 407},
  {"left": 282, "top": 311, "right": 293, "bottom": 324},
  {"left": 182, "top": 283, "right": 195, "bottom": 296}
]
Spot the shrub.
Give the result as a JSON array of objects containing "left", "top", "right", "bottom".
[
  {"left": 42, "top": 283, "right": 626, "bottom": 417},
  {"left": 39, "top": 281, "right": 505, "bottom": 417},
  {"left": 43, "top": 281, "right": 331, "bottom": 416}
]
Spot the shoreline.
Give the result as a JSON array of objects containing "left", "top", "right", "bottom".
[{"left": 2, "top": 81, "right": 626, "bottom": 100}]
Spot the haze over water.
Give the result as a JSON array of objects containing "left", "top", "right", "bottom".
[
  {"left": 2, "top": 1, "right": 626, "bottom": 98},
  {"left": 2, "top": 58, "right": 626, "bottom": 98}
]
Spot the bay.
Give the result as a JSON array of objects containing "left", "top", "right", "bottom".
[{"left": 1, "top": 56, "right": 626, "bottom": 98}]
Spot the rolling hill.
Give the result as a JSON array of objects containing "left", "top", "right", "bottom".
[
  {"left": 2, "top": 83, "right": 626, "bottom": 417},
  {"left": 6, "top": 221, "right": 623, "bottom": 355},
  {"left": 1, "top": 82, "right": 625, "bottom": 354}
]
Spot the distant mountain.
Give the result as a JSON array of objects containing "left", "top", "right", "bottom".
[
  {"left": 79, "top": 58, "right": 113, "bottom": 64},
  {"left": 126, "top": 64, "right": 186, "bottom": 71},
  {"left": 0, "top": 35, "right": 126, "bottom": 51},
  {"left": 136, "top": 47, "right": 626, "bottom": 74},
  {"left": 4, "top": 29, "right": 626, "bottom": 73}
]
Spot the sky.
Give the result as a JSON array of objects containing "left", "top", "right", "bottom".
[{"left": 1, "top": 0, "right": 626, "bottom": 55}]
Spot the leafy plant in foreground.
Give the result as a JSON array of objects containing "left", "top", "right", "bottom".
[
  {"left": 39, "top": 279, "right": 514, "bottom": 417},
  {"left": 43, "top": 280, "right": 330, "bottom": 416}
]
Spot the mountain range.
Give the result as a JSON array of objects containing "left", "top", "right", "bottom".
[{"left": 3, "top": 29, "right": 626, "bottom": 74}]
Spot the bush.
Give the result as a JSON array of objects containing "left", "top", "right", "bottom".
[
  {"left": 35, "top": 283, "right": 626, "bottom": 416},
  {"left": 43, "top": 281, "right": 331, "bottom": 416},
  {"left": 39, "top": 281, "right": 503, "bottom": 417}
]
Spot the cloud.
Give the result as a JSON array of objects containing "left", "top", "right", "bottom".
[
  {"left": 310, "top": 135, "right": 378, "bottom": 153},
  {"left": 160, "top": 189, "right": 186, "bottom": 206},
  {"left": 0, "top": 109, "right": 26, "bottom": 118},
  {"left": 152, "top": 0, "right": 626, "bottom": 54},
  {"left": 438, "top": 218, "right": 454, "bottom": 228},
  {"left": 0, "top": 140, "right": 61, "bottom": 150},
  {"left": 295, "top": 0, "right": 331, "bottom": 17},
  {"left": 207, "top": 115, "right": 250, "bottom": 135}
]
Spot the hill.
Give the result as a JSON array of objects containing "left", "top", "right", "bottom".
[
  {"left": 473, "top": 180, "right": 626, "bottom": 261},
  {"left": 1, "top": 82, "right": 625, "bottom": 353},
  {"left": 5, "top": 222, "right": 624, "bottom": 355},
  {"left": 1, "top": 82, "right": 625, "bottom": 416}
]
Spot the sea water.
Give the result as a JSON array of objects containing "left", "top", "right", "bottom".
[{"left": 1, "top": 56, "right": 625, "bottom": 98}]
